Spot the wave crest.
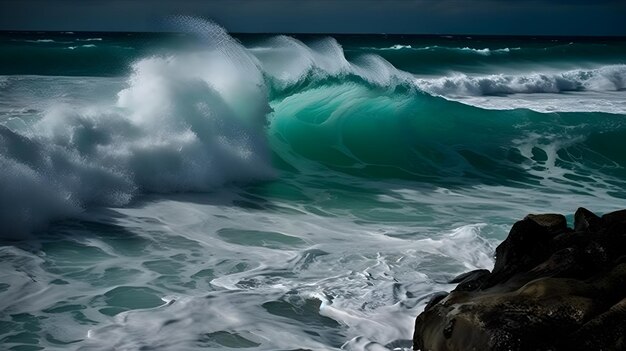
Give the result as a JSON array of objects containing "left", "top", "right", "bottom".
[
  {"left": 416, "top": 65, "right": 626, "bottom": 96},
  {"left": 0, "top": 19, "right": 274, "bottom": 238}
]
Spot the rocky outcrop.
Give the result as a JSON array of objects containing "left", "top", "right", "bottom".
[{"left": 413, "top": 208, "right": 626, "bottom": 351}]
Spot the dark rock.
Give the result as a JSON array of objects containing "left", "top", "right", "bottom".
[
  {"left": 413, "top": 208, "right": 626, "bottom": 351},
  {"left": 581, "top": 240, "right": 609, "bottom": 269},
  {"left": 492, "top": 218, "right": 554, "bottom": 274},
  {"left": 526, "top": 213, "right": 568, "bottom": 233},
  {"left": 449, "top": 269, "right": 490, "bottom": 292},
  {"left": 529, "top": 247, "right": 582, "bottom": 278},
  {"left": 449, "top": 269, "right": 490, "bottom": 284},
  {"left": 574, "top": 207, "right": 601, "bottom": 232},
  {"left": 424, "top": 292, "right": 449, "bottom": 312},
  {"left": 484, "top": 218, "right": 556, "bottom": 289},
  {"left": 442, "top": 318, "right": 455, "bottom": 339},
  {"left": 562, "top": 297, "right": 626, "bottom": 351},
  {"left": 552, "top": 231, "right": 591, "bottom": 251},
  {"left": 602, "top": 209, "right": 626, "bottom": 226}
]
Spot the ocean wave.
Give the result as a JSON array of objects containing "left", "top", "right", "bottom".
[
  {"left": 2, "top": 22, "right": 416, "bottom": 236},
  {"left": 66, "top": 44, "right": 98, "bottom": 50},
  {"left": 390, "top": 44, "right": 411, "bottom": 50},
  {"left": 456, "top": 46, "right": 517, "bottom": 55},
  {"left": 375, "top": 44, "right": 412, "bottom": 50},
  {"left": 415, "top": 65, "right": 626, "bottom": 96},
  {"left": 26, "top": 39, "right": 56, "bottom": 43},
  {"left": 255, "top": 39, "right": 626, "bottom": 198},
  {"left": 249, "top": 35, "right": 413, "bottom": 91},
  {"left": 368, "top": 45, "right": 519, "bottom": 55},
  {"left": 420, "top": 46, "right": 518, "bottom": 55},
  {"left": 13, "top": 39, "right": 73, "bottom": 44},
  {"left": 0, "top": 19, "right": 274, "bottom": 238},
  {"left": 268, "top": 77, "right": 626, "bottom": 201},
  {"left": 2, "top": 19, "right": 626, "bottom": 236},
  {"left": 251, "top": 37, "right": 624, "bottom": 98}
]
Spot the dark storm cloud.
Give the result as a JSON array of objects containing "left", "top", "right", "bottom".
[{"left": 0, "top": 0, "right": 624, "bottom": 35}]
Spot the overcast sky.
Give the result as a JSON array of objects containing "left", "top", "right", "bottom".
[{"left": 1, "top": 0, "right": 625, "bottom": 35}]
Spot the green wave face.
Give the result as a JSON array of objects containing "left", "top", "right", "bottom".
[{"left": 268, "top": 81, "right": 626, "bottom": 193}]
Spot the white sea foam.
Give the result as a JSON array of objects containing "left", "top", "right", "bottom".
[
  {"left": 26, "top": 39, "right": 55, "bottom": 43},
  {"left": 416, "top": 64, "right": 626, "bottom": 113},
  {"left": 390, "top": 44, "right": 411, "bottom": 50},
  {"left": 248, "top": 36, "right": 413, "bottom": 90},
  {"left": 0, "top": 20, "right": 274, "bottom": 238},
  {"left": 419, "top": 46, "right": 516, "bottom": 55},
  {"left": 416, "top": 64, "right": 626, "bottom": 96},
  {"left": 449, "top": 91, "right": 626, "bottom": 114},
  {"left": 456, "top": 46, "right": 516, "bottom": 55},
  {"left": 368, "top": 45, "right": 518, "bottom": 54},
  {"left": 67, "top": 44, "right": 97, "bottom": 49},
  {"left": 378, "top": 44, "right": 412, "bottom": 50},
  {"left": 69, "top": 191, "right": 498, "bottom": 351}
]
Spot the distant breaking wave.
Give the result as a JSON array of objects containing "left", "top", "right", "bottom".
[
  {"left": 67, "top": 44, "right": 97, "bottom": 50},
  {"left": 416, "top": 65, "right": 626, "bottom": 96},
  {"left": 25, "top": 39, "right": 56, "bottom": 43},
  {"left": 369, "top": 45, "right": 519, "bottom": 55}
]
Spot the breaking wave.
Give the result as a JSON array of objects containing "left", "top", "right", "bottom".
[
  {"left": 416, "top": 65, "right": 626, "bottom": 96},
  {"left": 1, "top": 18, "right": 626, "bottom": 237},
  {"left": 0, "top": 20, "right": 274, "bottom": 237},
  {"left": 371, "top": 45, "right": 518, "bottom": 55}
]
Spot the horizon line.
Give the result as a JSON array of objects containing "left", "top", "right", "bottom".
[{"left": 2, "top": 30, "right": 626, "bottom": 39}]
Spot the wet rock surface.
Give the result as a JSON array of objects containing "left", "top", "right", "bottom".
[{"left": 413, "top": 208, "right": 626, "bottom": 351}]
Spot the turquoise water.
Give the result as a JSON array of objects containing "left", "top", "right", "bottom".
[{"left": 1, "top": 19, "right": 626, "bottom": 350}]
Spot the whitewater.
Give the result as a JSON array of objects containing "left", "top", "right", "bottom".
[{"left": 1, "top": 19, "right": 625, "bottom": 350}]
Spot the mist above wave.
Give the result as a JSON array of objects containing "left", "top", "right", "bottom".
[{"left": 0, "top": 20, "right": 274, "bottom": 237}]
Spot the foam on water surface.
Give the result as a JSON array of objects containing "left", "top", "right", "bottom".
[{"left": 2, "top": 185, "right": 502, "bottom": 350}]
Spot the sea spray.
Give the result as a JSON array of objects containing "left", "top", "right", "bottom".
[{"left": 0, "top": 20, "right": 274, "bottom": 237}]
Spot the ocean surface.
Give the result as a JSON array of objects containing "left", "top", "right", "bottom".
[{"left": 1, "top": 18, "right": 626, "bottom": 350}]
